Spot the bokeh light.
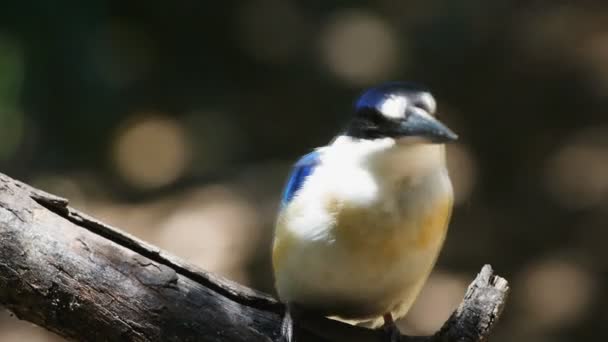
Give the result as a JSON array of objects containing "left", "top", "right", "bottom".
[
  {"left": 319, "top": 9, "right": 402, "bottom": 86},
  {"left": 544, "top": 126, "right": 608, "bottom": 209},
  {"left": 112, "top": 113, "right": 190, "bottom": 190},
  {"left": 517, "top": 258, "right": 595, "bottom": 331}
]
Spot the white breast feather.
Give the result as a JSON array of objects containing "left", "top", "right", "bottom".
[{"left": 274, "top": 136, "right": 453, "bottom": 322}]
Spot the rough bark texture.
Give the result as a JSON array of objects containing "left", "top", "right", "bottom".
[{"left": 0, "top": 173, "right": 509, "bottom": 341}]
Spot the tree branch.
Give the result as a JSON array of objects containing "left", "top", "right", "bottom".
[{"left": 0, "top": 172, "right": 509, "bottom": 341}]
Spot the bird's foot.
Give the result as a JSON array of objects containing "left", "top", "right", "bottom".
[
  {"left": 280, "top": 309, "right": 295, "bottom": 342},
  {"left": 382, "top": 313, "right": 401, "bottom": 342}
]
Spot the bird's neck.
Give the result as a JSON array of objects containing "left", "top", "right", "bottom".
[{"left": 329, "top": 135, "right": 447, "bottom": 184}]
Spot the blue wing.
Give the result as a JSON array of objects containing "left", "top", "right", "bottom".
[{"left": 281, "top": 151, "right": 320, "bottom": 207}]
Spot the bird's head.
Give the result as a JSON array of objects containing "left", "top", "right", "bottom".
[{"left": 345, "top": 82, "right": 457, "bottom": 144}]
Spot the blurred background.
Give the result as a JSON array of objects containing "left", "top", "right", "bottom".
[{"left": 0, "top": 1, "right": 606, "bottom": 341}]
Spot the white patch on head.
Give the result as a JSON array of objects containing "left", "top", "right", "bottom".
[{"left": 379, "top": 95, "right": 408, "bottom": 119}]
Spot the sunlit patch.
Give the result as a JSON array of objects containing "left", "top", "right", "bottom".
[
  {"left": 112, "top": 113, "right": 190, "bottom": 190},
  {"left": 319, "top": 9, "right": 402, "bottom": 86}
]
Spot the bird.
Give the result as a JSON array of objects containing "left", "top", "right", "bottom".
[{"left": 272, "top": 82, "right": 458, "bottom": 341}]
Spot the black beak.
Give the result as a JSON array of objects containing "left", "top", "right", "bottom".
[{"left": 397, "top": 108, "right": 458, "bottom": 143}]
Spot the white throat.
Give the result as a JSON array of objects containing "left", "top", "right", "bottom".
[{"left": 327, "top": 135, "right": 447, "bottom": 184}]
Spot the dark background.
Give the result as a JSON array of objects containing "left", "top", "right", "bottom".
[{"left": 0, "top": 1, "right": 606, "bottom": 341}]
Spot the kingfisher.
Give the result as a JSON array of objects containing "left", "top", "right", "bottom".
[{"left": 272, "top": 82, "right": 457, "bottom": 341}]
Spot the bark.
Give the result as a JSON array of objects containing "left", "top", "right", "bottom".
[{"left": 0, "top": 172, "right": 509, "bottom": 341}]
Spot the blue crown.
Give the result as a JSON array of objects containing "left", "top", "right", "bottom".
[{"left": 354, "top": 82, "right": 429, "bottom": 112}]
